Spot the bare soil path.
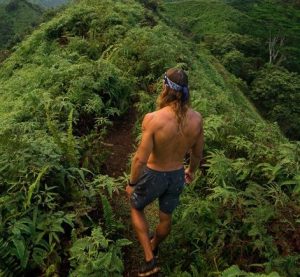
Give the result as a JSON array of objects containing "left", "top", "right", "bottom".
[
  {"left": 102, "top": 109, "right": 136, "bottom": 177},
  {"left": 102, "top": 109, "right": 160, "bottom": 276}
]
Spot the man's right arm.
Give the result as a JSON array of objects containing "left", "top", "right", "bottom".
[{"left": 186, "top": 116, "right": 204, "bottom": 183}]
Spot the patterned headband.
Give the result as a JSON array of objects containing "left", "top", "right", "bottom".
[{"left": 163, "top": 73, "right": 189, "bottom": 102}]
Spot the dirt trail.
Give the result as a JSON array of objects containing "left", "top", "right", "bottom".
[
  {"left": 103, "top": 109, "right": 160, "bottom": 276},
  {"left": 103, "top": 109, "right": 136, "bottom": 177}
]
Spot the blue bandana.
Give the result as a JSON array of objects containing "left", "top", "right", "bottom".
[{"left": 164, "top": 74, "right": 189, "bottom": 102}]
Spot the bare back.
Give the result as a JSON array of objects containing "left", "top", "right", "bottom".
[{"left": 147, "top": 106, "right": 202, "bottom": 171}]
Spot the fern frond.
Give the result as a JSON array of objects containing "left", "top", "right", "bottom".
[
  {"left": 25, "top": 165, "right": 50, "bottom": 208},
  {"left": 0, "top": 238, "right": 22, "bottom": 277},
  {"left": 100, "top": 194, "right": 123, "bottom": 235},
  {"left": 66, "top": 109, "right": 78, "bottom": 166}
]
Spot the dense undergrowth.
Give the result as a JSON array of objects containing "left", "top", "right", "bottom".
[{"left": 0, "top": 0, "right": 299, "bottom": 276}]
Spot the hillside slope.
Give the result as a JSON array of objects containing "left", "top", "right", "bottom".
[
  {"left": 163, "top": 0, "right": 246, "bottom": 36},
  {"left": 162, "top": 0, "right": 300, "bottom": 140},
  {"left": 0, "top": 0, "right": 299, "bottom": 276},
  {"left": 0, "top": 0, "right": 43, "bottom": 50}
]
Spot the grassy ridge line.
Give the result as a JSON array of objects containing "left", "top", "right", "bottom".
[{"left": 197, "top": 50, "right": 264, "bottom": 122}]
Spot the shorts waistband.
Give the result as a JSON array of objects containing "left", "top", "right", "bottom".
[{"left": 145, "top": 166, "right": 184, "bottom": 174}]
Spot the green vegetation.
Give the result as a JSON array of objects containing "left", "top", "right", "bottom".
[
  {"left": 250, "top": 65, "right": 300, "bottom": 139},
  {"left": 0, "top": 0, "right": 43, "bottom": 50},
  {"left": 0, "top": 0, "right": 299, "bottom": 276},
  {"left": 163, "top": 0, "right": 300, "bottom": 140},
  {"left": 0, "top": 0, "right": 146, "bottom": 274},
  {"left": 0, "top": 0, "right": 68, "bottom": 64},
  {"left": 136, "top": 49, "right": 300, "bottom": 276}
]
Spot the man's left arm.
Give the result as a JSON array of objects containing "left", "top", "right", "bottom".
[{"left": 126, "top": 113, "right": 155, "bottom": 196}]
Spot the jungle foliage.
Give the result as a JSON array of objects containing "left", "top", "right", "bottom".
[
  {"left": 0, "top": 0, "right": 299, "bottom": 276},
  {"left": 163, "top": 0, "right": 300, "bottom": 140}
]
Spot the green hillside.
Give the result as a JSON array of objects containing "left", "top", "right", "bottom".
[
  {"left": 163, "top": 0, "right": 300, "bottom": 140},
  {"left": 163, "top": 0, "right": 246, "bottom": 36},
  {"left": 0, "top": 0, "right": 299, "bottom": 276},
  {"left": 0, "top": 0, "right": 43, "bottom": 50}
]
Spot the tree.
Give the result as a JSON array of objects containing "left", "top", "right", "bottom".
[
  {"left": 248, "top": 0, "right": 300, "bottom": 70},
  {"left": 250, "top": 65, "right": 300, "bottom": 140}
]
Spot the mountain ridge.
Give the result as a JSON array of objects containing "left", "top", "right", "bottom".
[{"left": 0, "top": 0, "right": 299, "bottom": 276}]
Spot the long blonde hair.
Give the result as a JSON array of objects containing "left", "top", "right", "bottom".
[{"left": 157, "top": 68, "right": 190, "bottom": 132}]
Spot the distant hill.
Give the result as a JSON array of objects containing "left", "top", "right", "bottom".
[
  {"left": 0, "top": 0, "right": 69, "bottom": 7},
  {"left": 0, "top": 0, "right": 43, "bottom": 50},
  {"left": 28, "top": 0, "right": 69, "bottom": 8}
]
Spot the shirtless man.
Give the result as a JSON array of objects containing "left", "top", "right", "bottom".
[{"left": 126, "top": 68, "right": 204, "bottom": 276}]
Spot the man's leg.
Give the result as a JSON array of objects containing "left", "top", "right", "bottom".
[
  {"left": 151, "top": 210, "right": 172, "bottom": 251},
  {"left": 131, "top": 206, "right": 154, "bottom": 262}
]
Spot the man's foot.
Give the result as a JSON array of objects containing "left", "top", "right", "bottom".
[
  {"left": 149, "top": 232, "right": 159, "bottom": 258},
  {"left": 138, "top": 257, "right": 160, "bottom": 276}
]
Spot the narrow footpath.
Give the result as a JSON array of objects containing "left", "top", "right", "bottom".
[{"left": 103, "top": 109, "right": 160, "bottom": 276}]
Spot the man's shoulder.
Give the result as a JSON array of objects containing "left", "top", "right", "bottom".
[
  {"left": 187, "top": 109, "right": 203, "bottom": 136},
  {"left": 143, "top": 110, "right": 169, "bottom": 130},
  {"left": 144, "top": 112, "right": 155, "bottom": 120},
  {"left": 142, "top": 112, "right": 159, "bottom": 130},
  {"left": 188, "top": 108, "right": 203, "bottom": 123}
]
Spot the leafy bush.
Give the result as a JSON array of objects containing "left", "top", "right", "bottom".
[
  {"left": 69, "top": 226, "right": 131, "bottom": 276},
  {"left": 221, "top": 265, "right": 280, "bottom": 277}
]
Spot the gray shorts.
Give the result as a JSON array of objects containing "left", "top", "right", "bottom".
[{"left": 130, "top": 166, "right": 185, "bottom": 214}]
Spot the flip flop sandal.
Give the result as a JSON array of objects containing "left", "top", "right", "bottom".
[{"left": 138, "top": 257, "right": 160, "bottom": 277}]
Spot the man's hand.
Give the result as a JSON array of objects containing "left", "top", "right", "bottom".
[
  {"left": 126, "top": 185, "right": 134, "bottom": 199},
  {"left": 185, "top": 168, "right": 194, "bottom": 184}
]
